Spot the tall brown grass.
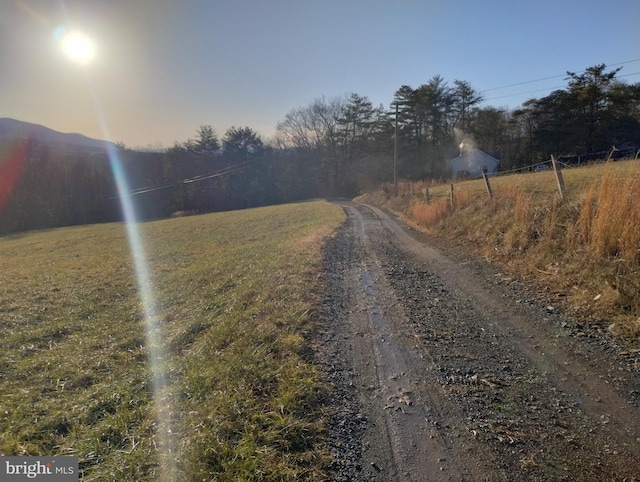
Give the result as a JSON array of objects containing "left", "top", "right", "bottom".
[
  {"left": 570, "top": 169, "right": 640, "bottom": 314},
  {"left": 410, "top": 198, "right": 449, "bottom": 226},
  {"left": 511, "top": 188, "right": 535, "bottom": 250},
  {"left": 366, "top": 161, "right": 640, "bottom": 337},
  {"left": 409, "top": 188, "right": 473, "bottom": 226},
  {"left": 585, "top": 171, "right": 639, "bottom": 262}
]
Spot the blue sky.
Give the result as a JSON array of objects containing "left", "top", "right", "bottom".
[{"left": 2, "top": 0, "right": 639, "bottom": 148}]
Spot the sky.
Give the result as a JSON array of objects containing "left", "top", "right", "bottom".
[{"left": 1, "top": 0, "right": 639, "bottom": 148}]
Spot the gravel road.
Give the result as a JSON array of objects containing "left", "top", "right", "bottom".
[{"left": 317, "top": 202, "right": 640, "bottom": 481}]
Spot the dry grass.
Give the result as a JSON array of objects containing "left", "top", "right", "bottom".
[
  {"left": 410, "top": 199, "right": 449, "bottom": 226},
  {"left": 586, "top": 171, "right": 640, "bottom": 262},
  {"left": 359, "top": 160, "right": 640, "bottom": 340},
  {"left": 0, "top": 201, "right": 345, "bottom": 480},
  {"left": 568, "top": 168, "right": 640, "bottom": 322}
]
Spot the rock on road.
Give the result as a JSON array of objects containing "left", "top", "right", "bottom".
[{"left": 318, "top": 202, "right": 640, "bottom": 481}]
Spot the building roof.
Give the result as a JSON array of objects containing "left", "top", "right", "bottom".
[
  {"left": 447, "top": 148, "right": 500, "bottom": 178},
  {"left": 447, "top": 148, "right": 500, "bottom": 167}
]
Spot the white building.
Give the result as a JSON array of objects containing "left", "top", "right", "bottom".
[{"left": 447, "top": 148, "right": 500, "bottom": 179}]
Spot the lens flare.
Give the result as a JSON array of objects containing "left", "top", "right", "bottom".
[
  {"left": 88, "top": 92, "right": 177, "bottom": 477},
  {"left": 106, "top": 148, "right": 177, "bottom": 478},
  {"left": 0, "top": 141, "right": 28, "bottom": 213}
]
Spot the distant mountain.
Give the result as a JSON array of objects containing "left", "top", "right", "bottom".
[{"left": 0, "top": 118, "right": 116, "bottom": 152}]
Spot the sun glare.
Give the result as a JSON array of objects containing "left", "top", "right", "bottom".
[{"left": 61, "top": 31, "right": 95, "bottom": 64}]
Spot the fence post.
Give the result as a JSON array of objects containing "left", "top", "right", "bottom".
[
  {"left": 482, "top": 168, "right": 493, "bottom": 200},
  {"left": 551, "top": 155, "right": 566, "bottom": 199},
  {"left": 425, "top": 188, "right": 430, "bottom": 205},
  {"left": 449, "top": 184, "right": 455, "bottom": 209}
]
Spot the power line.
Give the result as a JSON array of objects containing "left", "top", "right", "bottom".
[
  {"left": 182, "top": 161, "right": 248, "bottom": 184},
  {"left": 484, "top": 84, "right": 567, "bottom": 102},
  {"left": 181, "top": 153, "right": 270, "bottom": 184},
  {"left": 481, "top": 74, "right": 566, "bottom": 93},
  {"left": 107, "top": 152, "right": 270, "bottom": 200},
  {"left": 107, "top": 183, "right": 176, "bottom": 200},
  {"left": 483, "top": 71, "right": 640, "bottom": 103},
  {"left": 480, "top": 58, "right": 640, "bottom": 95},
  {"left": 618, "top": 71, "right": 640, "bottom": 79}
]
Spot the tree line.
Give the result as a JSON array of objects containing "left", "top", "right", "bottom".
[{"left": 1, "top": 64, "right": 638, "bottom": 234}]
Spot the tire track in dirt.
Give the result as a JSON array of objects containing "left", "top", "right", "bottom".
[
  {"left": 321, "top": 202, "right": 640, "bottom": 481},
  {"left": 324, "top": 203, "right": 503, "bottom": 481},
  {"left": 362, "top": 203, "right": 640, "bottom": 456}
]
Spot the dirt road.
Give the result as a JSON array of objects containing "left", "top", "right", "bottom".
[{"left": 318, "top": 202, "right": 640, "bottom": 481}]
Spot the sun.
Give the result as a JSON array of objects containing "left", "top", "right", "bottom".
[{"left": 61, "top": 31, "right": 95, "bottom": 64}]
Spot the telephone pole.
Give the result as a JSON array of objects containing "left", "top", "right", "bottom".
[{"left": 394, "top": 102, "right": 398, "bottom": 190}]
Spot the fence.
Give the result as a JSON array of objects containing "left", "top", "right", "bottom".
[{"left": 386, "top": 152, "right": 639, "bottom": 210}]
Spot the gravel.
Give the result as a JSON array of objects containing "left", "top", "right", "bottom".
[{"left": 317, "top": 202, "right": 640, "bottom": 481}]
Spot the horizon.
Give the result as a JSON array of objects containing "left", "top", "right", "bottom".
[{"left": 2, "top": 0, "right": 639, "bottom": 149}]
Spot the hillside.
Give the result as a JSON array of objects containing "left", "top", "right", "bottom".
[
  {"left": 357, "top": 159, "right": 640, "bottom": 342},
  {"left": 0, "top": 201, "right": 345, "bottom": 480},
  {"left": 0, "top": 118, "right": 115, "bottom": 151}
]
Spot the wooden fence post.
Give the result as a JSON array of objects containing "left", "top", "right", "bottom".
[
  {"left": 449, "top": 184, "right": 455, "bottom": 209},
  {"left": 482, "top": 168, "right": 493, "bottom": 200},
  {"left": 551, "top": 155, "right": 566, "bottom": 199},
  {"left": 425, "top": 188, "right": 430, "bottom": 205}
]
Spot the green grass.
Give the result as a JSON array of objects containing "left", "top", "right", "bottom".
[{"left": 0, "top": 201, "right": 345, "bottom": 480}]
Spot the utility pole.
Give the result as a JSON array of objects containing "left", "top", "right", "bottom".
[{"left": 394, "top": 102, "right": 398, "bottom": 190}]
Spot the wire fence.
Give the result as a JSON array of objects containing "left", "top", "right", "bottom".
[{"left": 387, "top": 150, "right": 640, "bottom": 206}]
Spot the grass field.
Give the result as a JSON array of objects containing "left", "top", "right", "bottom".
[
  {"left": 0, "top": 201, "right": 345, "bottom": 480},
  {"left": 3, "top": 159, "right": 637, "bottom": 479},
  {"left": 360, "top": 159, "right": 640, "bottom": 340}
]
